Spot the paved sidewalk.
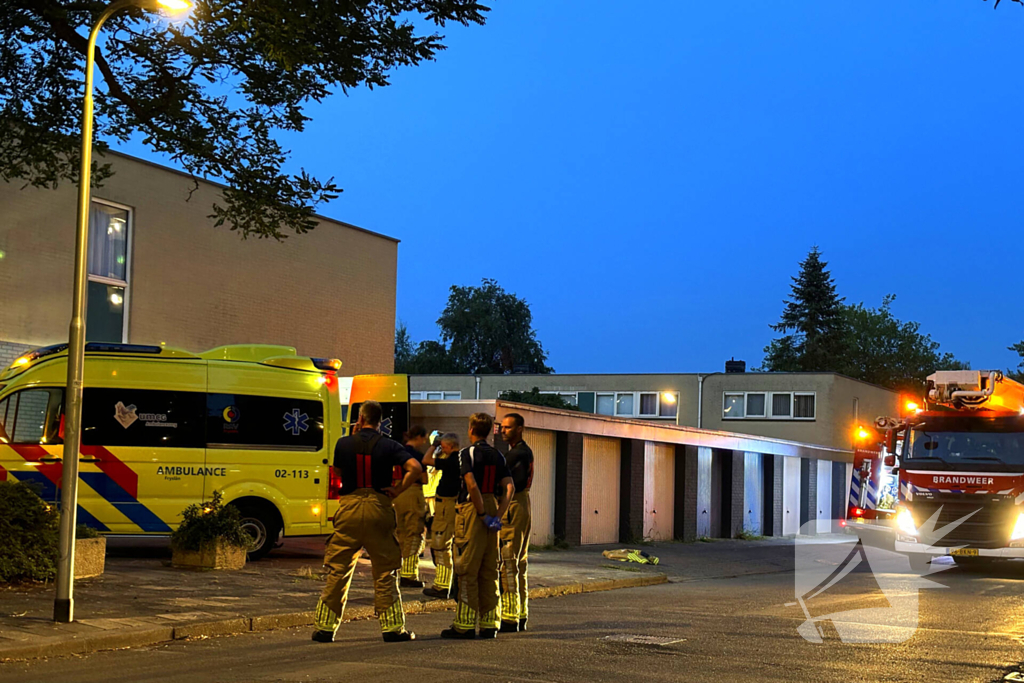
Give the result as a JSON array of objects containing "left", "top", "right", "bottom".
[{"left": 0, "top": 535, "right": 802, "bottom": 661}]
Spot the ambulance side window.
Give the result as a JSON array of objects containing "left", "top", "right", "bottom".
[
  {"left": 0, "top": 389, "right": 63, "bottom": 444},
  {"left": 81, "top": 388, "right": 205, "bottom": 448},
  {"left": 206, "top": 393, "right": 324, "bottom": 450}
]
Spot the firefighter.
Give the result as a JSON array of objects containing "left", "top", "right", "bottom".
[
  {"left": 441, "top": 413, "right": 515, "bottom": 640},
  {"left": 421, "top": 432, "right": 461, "bottom": 599},
  {"left": 498, "top": 412, "right": 534, "bottom": 632},
  {"left": 395, "top": 425, "right": 430, "bottom": 587},
  {"left": 312, "top": 400, "right": 422, "bottom": 643}
]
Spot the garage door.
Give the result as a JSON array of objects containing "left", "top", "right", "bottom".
[
  {"left": 524, "top": 428, "right": 556, "bottom": 546},
  {"left": 643, "top": 442, "right": 674, "bottom": 541},
  {"left": 743, "top": 452, "right": 763, "bottom": 536},
  {"left": 581, "top": 436, "right": 620, "bottom": 544},
  {"left": 697, "top": 447, "right": 712, "bottom": 538}
]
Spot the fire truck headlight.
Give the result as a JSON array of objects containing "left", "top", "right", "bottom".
[
  {"left": 896, "top": 507, "right": 918, "bottom": 536},
  {"left": 1011, "top": 513, "right": 1024, "bottom": 542}
]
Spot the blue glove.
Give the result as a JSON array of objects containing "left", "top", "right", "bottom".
[{"left": 483, "top": 515, "right": 502, "bottom": 531}]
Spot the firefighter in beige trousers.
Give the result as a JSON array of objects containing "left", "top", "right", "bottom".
[
  {"left": 422, "top": 432, "right": 461, "bottom": 599},
  {"left": 441, "top": 413, "right": 515, "bottom": 639},
  {"left": 312, "top": 401, "right": 422, "bottom": 643},
  {"left": 394, "top": 425, "right": 429, "bottom": 587},
  {"left": 499, "top": 412, "right": 534, "bottom": 632}
]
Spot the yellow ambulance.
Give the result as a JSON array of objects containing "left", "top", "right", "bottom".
[{"left": 0, "top": 342, "right": 410, "bottom": 558}]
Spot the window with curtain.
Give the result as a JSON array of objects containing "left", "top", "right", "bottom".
[
  {"left": 723, "top": 393, "right": 744, "bottom": 418},
  {"left": 86, "top": 201, "right": 130, "bottom": 343},
  {"left": 794, "top": 394, "right": 816, "bottom": 419},
  {"left": 771, "top": 393, "right": 792, "bottom": 418}
]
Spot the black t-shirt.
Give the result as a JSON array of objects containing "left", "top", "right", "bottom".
[
  {"left": 433, "top": 448, "right": 462, "bottom": 498},
  {"left": 505, "top": 440, "right": 534, "bottom": 492},
  {"left": 394, "top": 443, "right": 424, "bottom": 486},
  {"left": 458, "top": 440, "right": 511, "bottom": 504},
  {"left": 334, "top": 428, "right": 412, "bottom": 495}
]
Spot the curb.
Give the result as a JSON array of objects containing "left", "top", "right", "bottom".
[{"left": 0, "top": 573, "right": 666, "bottom": 662}]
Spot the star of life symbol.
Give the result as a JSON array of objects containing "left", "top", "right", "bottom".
[
  {"left": 379, "top": 416, "right": 393, "bottom": 437},
  {"left": 283, "top": 409, "right": 310, "bottom": 436},
  {"left": 790, "top": 507, "right": 978, "bottom": 644}
]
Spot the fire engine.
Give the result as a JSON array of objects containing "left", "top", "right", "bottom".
[{"left": 885, "top": 370, "right": 1024, "bottom": 569}]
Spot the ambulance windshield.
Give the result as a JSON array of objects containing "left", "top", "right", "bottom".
[{"left": 908, "top": 416, "right": 1024, "bottom": 466}]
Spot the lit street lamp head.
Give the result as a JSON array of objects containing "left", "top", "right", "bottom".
[{"left": 137, "top": 0, "right": 193, "bottom": 13}]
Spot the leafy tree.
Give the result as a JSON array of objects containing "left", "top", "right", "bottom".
[
  {"left": 841, "top": 295, "right": 968, "bottom": 393},
  {"left": 761, "top": 247, "right": 847, "bottom": 372},
  {"left": 1, "top": 0, "right": 488, "bottom": 239},
  {"left": 499, "top": 388, "right": 578, "bottom": 411},
  {"left": 438, "top": 279, "right": 552, "bottom": 374},
  {"left": 394, "top": 279, "right": 552, "bottom": 375},
  {"left": 1008, "top": 341, "right": 1024, "bottom": 382}
]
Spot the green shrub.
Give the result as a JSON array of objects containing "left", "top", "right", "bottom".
[
  {"left": 76, "top": 523, "right": 101, "bottom": 539},
  {"left": 171, "top": 491, "right": 253, "bottom": 552},
  {"left": 0, "top": 481, "right": 60, "bottom": 583}
]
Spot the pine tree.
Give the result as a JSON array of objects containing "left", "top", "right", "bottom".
[
  {"left": 1008, "top": 341, "right": 1024, "bottom": 382},
  {"left": 761, "top": 247, "right": 847, "bottom": 372}
]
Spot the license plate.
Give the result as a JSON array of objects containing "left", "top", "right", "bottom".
[{"left": 951, "top": 548, "right": 979, "bottom": 557}]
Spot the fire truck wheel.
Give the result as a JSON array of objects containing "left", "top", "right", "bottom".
[
  {"left": 908, "top": 554, "right": 932, "bottom": 572},
  {"left": 952, "top": 556, "right": 996, "bottom": 572}
]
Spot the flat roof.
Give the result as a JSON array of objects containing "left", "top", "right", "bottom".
[{"left": 103, "top": 150, "right": 399, "bottom": 244}]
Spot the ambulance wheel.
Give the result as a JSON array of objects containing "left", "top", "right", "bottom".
[{"left": 233, "top": 500, "right": 282, "bottom": 560}]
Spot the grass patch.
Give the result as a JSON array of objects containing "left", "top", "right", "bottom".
[
  {"left": 734, "top": 530, "right": 765, "bottom": 541},
  {"left": 697, "top": 536, "right": 716, "bottom": 543}
]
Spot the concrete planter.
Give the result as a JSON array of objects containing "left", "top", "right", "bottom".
[
  {"left": 172, "top": 541, "right": 247, "bottom": 571},
  {"left": 74, "top": 537, "right": 106, "bottom": 579}
]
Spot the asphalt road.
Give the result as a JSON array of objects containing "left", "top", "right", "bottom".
[{"left": 4, "top": 544, "right": 1024, "bottom": 683}]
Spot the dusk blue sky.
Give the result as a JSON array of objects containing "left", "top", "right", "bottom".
[{"left": 119, "top": 2, "right": 1024, "bottom": 374}]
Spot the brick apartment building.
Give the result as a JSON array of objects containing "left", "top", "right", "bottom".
[{"left": 0, "top": 152, "right": 398, "bottom": 374}]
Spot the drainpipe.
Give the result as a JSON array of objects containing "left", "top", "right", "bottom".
[
  {"left": 696, "top": 372, "right": 721, "bottom": 430},
  {"left": 697, "top": 374, "right": 704, "bottom": 429},
  {"left": 475, "top": 375, "right": 481, "bottom": 400}
]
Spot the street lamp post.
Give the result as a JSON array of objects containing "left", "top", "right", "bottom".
[{"left": 55, "top": 0, "right": 192, "bottom": 624}]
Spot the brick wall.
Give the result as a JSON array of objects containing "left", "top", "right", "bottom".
[
  {"left": 674, "top": 445, "right": 698, "bottom": 542},
  {"left": 728, "top": 451, "right": 745, "bottom": 539},
  {"left": 0, "top": 153, "right": 397, "bottom": 375},
  {"left": 0, "top": 340, "right": 32, "bottom": 370},
  {"left": 618, "top": 439, "right": 646, "bottom": 543},
  {"left": 800, "top": 458, "right": 818, "bottom": 534},
  {"left": 555, "top": 432, "right": 583, "bottom": 546}
]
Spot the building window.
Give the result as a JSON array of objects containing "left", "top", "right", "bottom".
[
  {"left": 745, "top": 392, "right": 766, "bottom": 418},
  {"left": 639, "top": 393, "right": 658, "bottom": 416},
  {"left": 852, "top": 397, "right": 859, "bottom": 424},
  {"left": 596, "top": 393, "right": 615, "bottom": 416},
  {"left": 723, "top": 393, "right": 745, "bottom": 419},
  {"left": 794, "top": 393, "right": 816, "bottom": 419},
  {"left": 659, "top": 392, "right": 678, "bottom": 418},
  {"left": 87, "top": 200, "right": 131, "bottom": 343},
  {"left": 540, "top": 391, "right": 578, "bottom": 406},
  {"left": 410, "top": 391, "right": 461, "bottom": 401},
  {"left": 771, "top": 392, "right": 792, "bottom": 418},
  {"left": 615, "top": 392, "right": 634, "bottom": 416}
]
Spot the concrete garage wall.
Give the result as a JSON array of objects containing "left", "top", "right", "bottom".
[
  {"left": 0, "top": 153, "right": 398, "bottom": 375},
  {"left": 525, "top": 428, "right": 557, "bottom": 545}
]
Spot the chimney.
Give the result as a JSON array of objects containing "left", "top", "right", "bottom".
[{"left": 725, "top": 358, "right": 746, "bottom": 374}]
